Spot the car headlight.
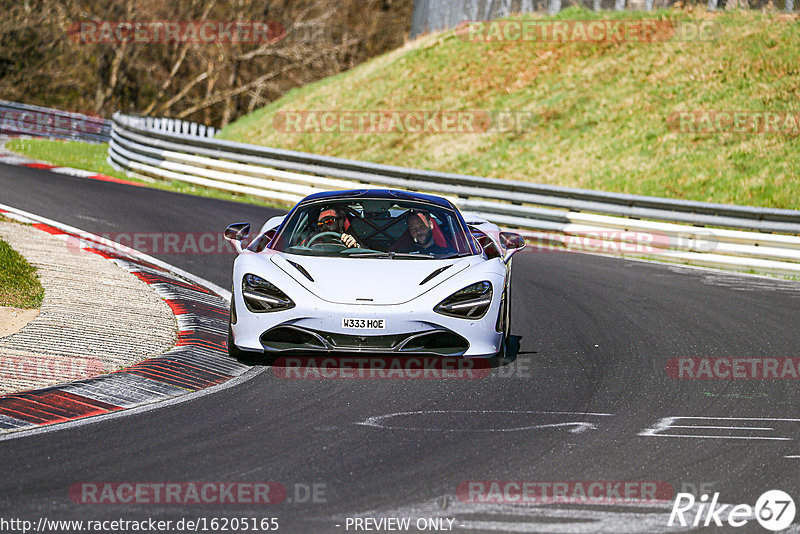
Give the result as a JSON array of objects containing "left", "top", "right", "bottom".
[
  {"left": 434, "top": 281, "right": 493, "bottom": 319},
  {"left": 242, "top": 274, "right": 295, "bottom": 313}
]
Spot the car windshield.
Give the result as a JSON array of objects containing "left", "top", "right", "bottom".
[{"left": 269, "top": 198, "right": 475, "bottom": 259}]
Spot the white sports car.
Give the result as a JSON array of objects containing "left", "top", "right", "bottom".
[{"left": 225, "top": 189, "right": 524, "bottom": 359}]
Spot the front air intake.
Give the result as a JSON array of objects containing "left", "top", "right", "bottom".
[
  {"left": 261, "top": 326, "right": 326, "bottom": 351},
  {"left": 399, "top": 331, "right": 469, "bottom": 356}
]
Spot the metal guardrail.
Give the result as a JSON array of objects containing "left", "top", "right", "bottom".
[
  {"left": 0, "top": 100, "right": 110, "bottom": 143},
  {"left": 108, "top": 112, "right": 800, "bottom": 276}
]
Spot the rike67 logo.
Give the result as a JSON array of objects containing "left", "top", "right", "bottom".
[{"left": 669, "top": 490, "right": 796, "bottom": 531}]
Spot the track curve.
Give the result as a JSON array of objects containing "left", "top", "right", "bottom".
[{"left": 1, "top": 162, "right": 799, "bottom": 533}]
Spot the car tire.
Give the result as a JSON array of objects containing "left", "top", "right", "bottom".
[{"left": 496, "top": 282, "right": 511, "bottom": 361}]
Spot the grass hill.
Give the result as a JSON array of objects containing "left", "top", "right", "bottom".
[{"left": 218, "top": 8, "right": 800, "bottom": 209}]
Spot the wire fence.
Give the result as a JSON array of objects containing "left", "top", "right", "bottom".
[{"left": 410, "top": 0, "right": 796, "bottom": 37}]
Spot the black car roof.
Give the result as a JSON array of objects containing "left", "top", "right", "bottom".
[{"left": 298, "top": 189, "right": 454, "bottom": 209}]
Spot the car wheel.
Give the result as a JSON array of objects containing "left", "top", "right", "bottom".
[{"left": 496, "top": 283, "right": 511, "bottom": 361}]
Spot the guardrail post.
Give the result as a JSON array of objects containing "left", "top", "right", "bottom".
[
  {"left": 786, "top": 0, "right": 794, "bottom": 11},
  {"left": 615, "top": 0, "right": 626, "bottom": 10},
  {"left": 548, "top": 0, "right": 561, "bottom": 15}
]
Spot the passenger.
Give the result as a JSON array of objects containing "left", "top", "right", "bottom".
[{"left": 405, "top": 210, "right": 450, "bottom": 254}]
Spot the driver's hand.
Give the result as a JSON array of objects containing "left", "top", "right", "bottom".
[{"left": 341, "top": 233, "right": 358, "bottom": 248}]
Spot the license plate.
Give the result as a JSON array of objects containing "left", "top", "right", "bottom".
[{"left": 342, "top": 318, "right": 385, "bottom": 330}]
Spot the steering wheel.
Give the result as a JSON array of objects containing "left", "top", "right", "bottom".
[{"left": 306, "top": 231, "right": 345, "bottom": 247}]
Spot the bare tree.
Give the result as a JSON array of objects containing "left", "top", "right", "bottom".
[{"left": 0, "top": 0, "right": 414, "bottom": 127}]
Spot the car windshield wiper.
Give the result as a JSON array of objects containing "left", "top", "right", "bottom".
[
  {"left": 346, "top": 251, "right": 392, "bottom": 258},
  {"left": 346, "top": 251, "right": 432, "bottom": 259},
  {"left": 388, "top": 252, "right": 433, "bottom": 259},
  {"left": 437, "top": 252, "right": 472, "bottom": 259}
]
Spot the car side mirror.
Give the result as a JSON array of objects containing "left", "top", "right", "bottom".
[
  {"left": 224, "top": 223, "right": 251, "bottom": 253},
  {"left": 500, "top": 232, "right": 525, "bottom": 249},
  {"left": 500, "top": 232, "right": 525, "bottom": 263}
]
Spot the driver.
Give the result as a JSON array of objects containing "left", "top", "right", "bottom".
[{"left": 309, "top": 206, "right": 359, "bottom": 248}]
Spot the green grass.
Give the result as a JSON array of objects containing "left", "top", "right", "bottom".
[
  {"left": 5, "top": 139, "right": 125, "bottom": 180},
  {"left": 0, "top": 227, "right": 44, "bottom": 309},
  {"left": 219, "top": 8, "right": 800, "bottom": 210},
  {"left": 4, "top": 138, "right": 292, "bottom": 210}
]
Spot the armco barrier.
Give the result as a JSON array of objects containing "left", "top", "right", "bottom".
[
  {"left": 0, "top": 100, "right": 110, "bottom": 143},
  {"left": 108, "top": 112, "right": 800, "bottom": 276}
]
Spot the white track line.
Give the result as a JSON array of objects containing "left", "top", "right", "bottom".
[
  {"left": 0, "top": 203, "right": 259, "bottom": 442},
  {"left": 0, "top": 202, "right": 231, "bottom": 302}
]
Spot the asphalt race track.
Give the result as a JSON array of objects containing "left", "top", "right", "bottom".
[{"left": 1, "top": 162, "right": 800, "bottom": 533}]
